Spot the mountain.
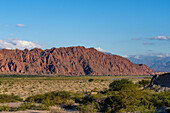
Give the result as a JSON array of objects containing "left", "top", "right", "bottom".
[
  {"left": 127, "top": 55, "right": 170, "bottom": 72},
  {"left": 0, "top": 46, "right": 155, "bottom": 76}
]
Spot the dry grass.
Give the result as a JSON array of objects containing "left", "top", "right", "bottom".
[
  {"left": 0, "top": 76, "right": 151, "bottom": 99},
  {"left": 0, "top": 78, "right": 111, "bottom": 99}
]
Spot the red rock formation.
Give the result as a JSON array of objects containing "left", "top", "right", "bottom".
[{"left": 0, "top": 46, "right": 155, "bottom": 75}]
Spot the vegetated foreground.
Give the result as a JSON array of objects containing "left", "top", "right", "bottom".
[
  {"left": 0, "top": 76, "right": 114, "bottom": 99},
  {"left": 0, "top": 75, "right": 169, "bottom": 113},
  {"left": 0, "top": 46, "right": 155, "bottom": 75}
]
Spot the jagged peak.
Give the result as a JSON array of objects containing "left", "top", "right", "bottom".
[{"left": 30, "top": 48, "right": 42, "bottom": 51}]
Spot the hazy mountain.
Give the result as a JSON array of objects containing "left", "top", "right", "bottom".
[{"left": 127, "top": 55, "right": 170, "bottom": 72}]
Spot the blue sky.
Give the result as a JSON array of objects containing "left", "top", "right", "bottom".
[{"left": 0, "top": 0, "right": 170, "bottom": 56}]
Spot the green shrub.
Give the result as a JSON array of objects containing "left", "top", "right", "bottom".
[
  {"left": 137, "top": 79, "right": 151, "bottom": 87},
  {"left": 0, "top": 105, "right": 10, "bottom": 111},
  {"left": 109, "top": 79, "right": 134, "bottom": 91},
  {"left": 25, "top": 91, "right": 80, "bottom": 107},
  {"left": 91, "top": 87, "right": 99, "bottom": 92},
  {"left": 73, "top": 93, "right": 84, "bottom": 103},
  {"left": 4, "top": 88, "right": 8, "bottom": 92},
  {"left": 19, "top": 102, "right": 36, "bottom": 110},
  {"left": 35, "top": 104, "right": 49, "bottom": 110},
  {"left": 82, "top": 93, "right": 105, "bottom": 104},
  {"left": 77, "top": 102, "right": 100, "bottom": 113},
  {"left": 63, "top": 99, "right": 75, "bottom": 108},
  {"left": 0, "top": 94, "right": 23, "bottom": 103},
  {"left": 150, "top": 91, "right": 170, "bottom": 108},
  {"left": 102, "top": 84, "right": 155, "bottom": 112},
  {"left": 9, "top": 102, "right": 49, "bottom": 111}
]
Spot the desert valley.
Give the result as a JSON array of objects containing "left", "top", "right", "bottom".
[
  {"left": 0, "top": 47, "right": 169, "bottom": 113},
  {"left": 0, "top": 0, "right": 170, "bottom": 112}
]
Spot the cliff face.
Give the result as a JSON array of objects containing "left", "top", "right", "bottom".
[
  {"left": 0, "top": 46, "right": 155, "bottom": 76},
  {"left": 149, "top": 73, "right": 170, "bottom": 91},
  {"left": 150, "top": 73, "right": 170, "bottom": 87}
]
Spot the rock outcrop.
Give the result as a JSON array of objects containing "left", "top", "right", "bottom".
[
  {"left": 149, "top": 73, "right": 170, "bottom": 91},
  {"left": 0, "top": 46, "right": 155, "bottom": 76}
]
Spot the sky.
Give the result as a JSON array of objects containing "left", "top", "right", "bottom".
[{"left": 0, "top": 0, "right": 170, "bottom": 56}]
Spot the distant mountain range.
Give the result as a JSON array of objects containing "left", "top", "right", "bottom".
[
  {"left": 0, "top": 46, "right": 155, "bottom": 76},
  {"left": 126, "top": 55, "right": 170, "bottom": 72},
  {"left": 101, "top": 51, "right": 170, "bottom": 72}
]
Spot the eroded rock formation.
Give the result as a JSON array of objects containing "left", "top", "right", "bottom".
[{"left": 0, "top": 46, "right": 155, "bottom": 76}]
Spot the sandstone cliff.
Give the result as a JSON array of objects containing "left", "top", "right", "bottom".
[{"left": 0, "top": 46, "right": 155, "bottom": 76}]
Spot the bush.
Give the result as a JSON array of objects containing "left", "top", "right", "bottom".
[
  {"left": 0, "top": 94, "right": 23, "bottom": 103},
  {"left": 74, "top": 93, "right": 84, "bottom": 103},
  {"left": 19, "top": 102, "right": 36, "bottom": 110},
  {"left": 150, "top": 91, "right": 170, "bottom": 108},
  {"left": 109, "top": 79, "right": 134, "bottom": 91},
  {"left": 63, "top": 99, "right": 75, "bottom": 108},
  {"left": 0, "top": 105, "right": 10, "bottom": 111},
  {"left": 25, "top": 91, "right": 82, "bottom": 107},
  {"left": 9, "top": 102, "right": 49, "bottom": 111},
  {"left": 137, "top": 79, "right": 151, "bottom": 87},
  {"left": 82, "top": 94, "right": 101, "bottom": 104},
  {"left": 77, "top": 102, "right": 100, "bottom": 113},
  {"left": 88, "top": 79, "right": 94, "bottom": 82},
  {"left": 102, "top": 84, "right": 155, "bottom": 112}
]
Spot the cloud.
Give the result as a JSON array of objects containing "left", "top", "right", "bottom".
[
  {"left": 16, "top": 24, "right": 25, "bottom": 27},
  {"left": 154, "top": 53, "right": 170, "bottom": 58},
  {"left": 148, "top": 36, "right": 170, "bottom": 40},
  {"left": 0, "top": 39, "right": 42, "bottom": 50},
  {"left": 95, "top": 47, "right": 107, "bottom": 52},
  {"left": 10, "top": 33, "right": 14, "bottom": 36},
  {"left": 122, "top": 55, "right": 129, "bottom": 58},
  {"left": 143, "top": 53, "right": 170, "bottom": 58},
  {"left": 142, "top": 42, "right": 154, "bottom": 45},
  {"left": 131, "top": 38, "right": 139, "bottom": 40}
]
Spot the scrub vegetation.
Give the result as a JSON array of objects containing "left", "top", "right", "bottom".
[{"left": 0, "top": 75, "right": 169, "bottom": 112}]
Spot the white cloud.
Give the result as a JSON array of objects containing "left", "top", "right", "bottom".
[
  {"left": 139, "top": 53, "right": 170, "bottom": 58},
  {"left": 0, "top": 39, "right": 42, "bottom": 50},
  {"left": 16, "top": 24, "right": 25, "bottom": 27},
  {"left": 122, "top": 55, "right": 129, "bottom": 58},
  {"left": 155, "top": 53, "right": 170, "bottom": 58},
  {"left": 149, "top": 36, "right": 170, "bottom": 40},
  {"left": 95, "top": 47, "right": 106, "bottom": 52},
  {"left": 156, "top": 55, "right": 164, "bottom": 58}
]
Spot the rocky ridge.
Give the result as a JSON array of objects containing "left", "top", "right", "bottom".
[
  {"left": 0, "top": 46, "right": 155, "bottom": 76},
  {"left": 149, "top": 73, "right": 170, "bottom": 91}
]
